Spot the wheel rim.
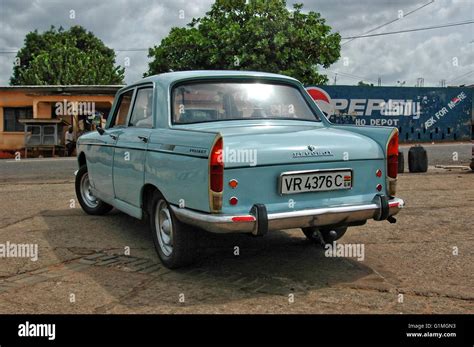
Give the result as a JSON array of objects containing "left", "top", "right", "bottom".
[
  {"left": 155, "top": 200, "right": 173, "bottom": 257},
  {"left": 80, "top": 172, "right": 98, "bottom": 208}
]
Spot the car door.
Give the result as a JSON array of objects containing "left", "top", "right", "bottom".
[
  {"left": 87, "top": 89, "right": 133, "bottom": 201},
  {"left": 113, "top": 86, "right": 154, "bottom": 207}
]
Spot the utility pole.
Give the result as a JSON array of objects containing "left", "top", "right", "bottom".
[
  {"left": 416, "top": 77, "right": 424, "bottom": 87},
  {"left": 378, "top": 77, "right": 381, "bottom": 86},
  {"left": 440, "top": 79, "right": 446, "bottom": 87},
  {"left": 333, "top": 73, "right": 337, "bottom": 85}
]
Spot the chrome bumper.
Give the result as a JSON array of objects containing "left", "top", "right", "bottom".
[{"left": 171, "top": 195, "right": 405, "bottom": 235}]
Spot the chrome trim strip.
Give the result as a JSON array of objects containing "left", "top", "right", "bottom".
[
  {"left": 170, "top": 206, "right": 256, "bottom": 234},
  {"left": 170, "top": 197, "right": 404, "bottom": 234}
]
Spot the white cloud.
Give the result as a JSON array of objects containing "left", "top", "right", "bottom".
[{"left": 315, "top": 0, "right": 474, "bottom": 86}]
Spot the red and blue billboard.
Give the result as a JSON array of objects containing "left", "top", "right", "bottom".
[{"left": 306, "top": 85, "right": 472, "bottom": 142}]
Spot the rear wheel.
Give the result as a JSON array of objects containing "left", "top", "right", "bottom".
[
  {"left": 302, "top": 226, "right": 348, "bottom": 244},
  {"left": 149, "top": 192, "right": 196, "bottom": 268},
  {"left": 75, "top": 165, "right": 113, "bottom": 215}
]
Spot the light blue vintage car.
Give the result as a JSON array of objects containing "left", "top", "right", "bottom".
[{"left": 75, "top": 71, "right": 404, "bottom": 268}]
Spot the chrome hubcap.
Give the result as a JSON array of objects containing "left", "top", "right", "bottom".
[
  {"left": 80, "top": 172, "right": 98, "bottom": 208},
  {"left": 155, "top": 200, "right": 173, "bottom": 257}
]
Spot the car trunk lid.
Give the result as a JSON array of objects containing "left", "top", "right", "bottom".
[{"left": 212, "top": 123, "right": 384, "bottom": 168}]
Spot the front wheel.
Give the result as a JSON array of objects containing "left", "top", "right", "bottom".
[
  {"left": 75, "top": 165, "right": 113, "bottom": 215},
  {"left": 149, "top": 192, "right": 196, "bottom": 268},
  {"left": 302, "top": 226, "right": 348, "bottom": 244}
]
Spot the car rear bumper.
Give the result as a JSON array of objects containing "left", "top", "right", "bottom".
[{"left": 170, "top": 194, "right": 405, "bottom": 235}]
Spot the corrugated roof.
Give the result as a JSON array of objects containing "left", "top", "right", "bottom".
[{"left": 0, "top": 85, "right": 124, "bottom": 94}]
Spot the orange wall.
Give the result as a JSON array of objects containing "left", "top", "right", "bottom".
[
  {"left": 37, "top": 102, "right": 51, "bottom": 118},
  {"left": 0, "top": 90, "right": 114, "bottom": 151}
]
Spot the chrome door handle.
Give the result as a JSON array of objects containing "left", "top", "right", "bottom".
[{"left": 138, "top": 136, "right": 148, "bottom": 143}]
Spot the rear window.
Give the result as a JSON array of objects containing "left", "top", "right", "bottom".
[{"left": 172, "top": 81, "right": 319, "bottom": 124}]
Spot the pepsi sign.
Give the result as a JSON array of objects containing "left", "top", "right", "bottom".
[{"left": 305, "top": 85, "right": 472, "bottom": 142}]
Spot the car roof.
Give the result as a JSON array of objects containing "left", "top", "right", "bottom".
[{"left": 124, "top": 70, "right": 300, "bottom": 91}]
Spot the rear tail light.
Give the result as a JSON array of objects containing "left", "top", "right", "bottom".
[
  {"left": 387, "top": 131, "right": 398, "bottom": 179},
  {"left": 386, "top": 130, "right": 399, "bottom": 196},
  {"left": 210, "top": 137, "right": 223, "bottom": 192},
  {"left": 209, "top": 137, "right": 223, "bottom": 212}
]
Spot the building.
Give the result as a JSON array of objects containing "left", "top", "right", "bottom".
[{"left": 0, "top": 85, "right": 122, "bottom": 153}]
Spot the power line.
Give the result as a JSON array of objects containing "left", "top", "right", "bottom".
[
  {"left": 337, "top": 72, "right": 375, "bottom": 83},
  {"left": 324, "top": 69, "right": 377, "bottom": 84},
  {"left": 325, "top": 70, "right": 366, "bottom": 81},
  {"left": 342, "top": 0, "right": 434, "bottom": 46},
  {"left": 326, "top": 68, "right": 473, "bottom": 87},
  {"left": 1, "top": 16, "right": 471, "bottom": 55},
  {"left": 446, "top": 70, "right": 474, "bottom": 84},
  {"left": 342, "top": 20, "right": 474, "bottom": 40},
  {"left": 454, "top": 77, "right": 474, "bottom": 85}
]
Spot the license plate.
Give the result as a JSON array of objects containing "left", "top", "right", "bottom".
[{"left": 280, "top": 169, "right": 352, "bottom": 194}]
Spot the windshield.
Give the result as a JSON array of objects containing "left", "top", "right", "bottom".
[{"left": 172, "top": 81, "right": 320, "bottom": 124}]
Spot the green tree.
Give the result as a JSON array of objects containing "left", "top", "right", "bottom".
[
  {"left": 146, "top": 0, "right": 340, "bottom": 85},
  {"left": 11, "top": 26, "right": 124, "bottom": 85}
]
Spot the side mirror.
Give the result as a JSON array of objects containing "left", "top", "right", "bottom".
[{"left": 97, "top": 126, "right": 105, "bottom": 135}]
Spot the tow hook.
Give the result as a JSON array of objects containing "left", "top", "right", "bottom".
[{"left": 387, "top": 216, "right": 397, "bottom": 224}]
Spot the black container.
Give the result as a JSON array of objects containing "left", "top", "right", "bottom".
[{"left": 408, "top": 145, "right": 428, "bottom": 173}]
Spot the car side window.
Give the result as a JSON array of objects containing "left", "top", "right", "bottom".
[
  {"left": 129, "top": 87, "right": 153, "bottom": 128},
  {"left": 110, "top": 90, "right": 134, "bottom": 128}
]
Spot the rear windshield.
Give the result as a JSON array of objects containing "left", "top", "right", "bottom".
[{"left": 172, "top": 81, "right": 320, "bottom": 124}]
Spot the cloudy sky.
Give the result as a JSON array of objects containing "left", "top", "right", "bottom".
[{"left": 0, "top": 0, "right": 472, "bottom": 86}]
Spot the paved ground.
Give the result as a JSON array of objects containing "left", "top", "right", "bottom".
[
  {"left": 0, "top": 157, "right": 77, "bottom": 183},
  {"left": 399, "top": 142, "right": 471, "bottom": 167},
  {"left": 0, "top": 154, "right": 473, "bottom": 313}
]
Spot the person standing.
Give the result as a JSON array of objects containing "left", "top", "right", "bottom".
[{"left": 65, "top": 126, "right": 75, "bottom": 157}]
